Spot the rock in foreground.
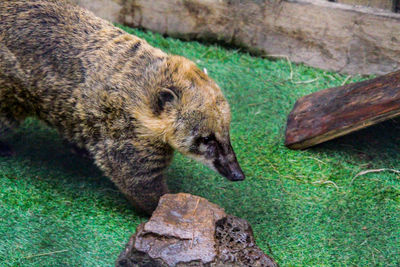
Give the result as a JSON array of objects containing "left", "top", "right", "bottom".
[{"left": 116, "top": 193, "right": 278, "bottom": 267}]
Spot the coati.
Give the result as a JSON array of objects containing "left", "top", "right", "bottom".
[{"left": 0, "top": 0, "right": 245, "bottom": 214}]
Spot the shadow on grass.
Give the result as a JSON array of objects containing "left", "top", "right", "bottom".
[
  {"left": 308, "top": 118, "right": 400, "bottom": 264},
  {"left": 2, "top": 119, "right": 290, "bottom": 263},
  {"left": 2, "top": 118, "right": 143, "bottom": 217},
  {"left": 2, "top": 117, "right": 399, "bottom": 265},
  {"left": 314, "top": 117, "right": 400, "bottom": 166}
]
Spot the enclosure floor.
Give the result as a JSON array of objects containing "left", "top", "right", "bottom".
[{"left": 0, "top": 25, "right": 399, "bottom": 266}]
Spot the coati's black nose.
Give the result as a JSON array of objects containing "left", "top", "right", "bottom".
[
  {"left": 225, "top": 158, "right": 245, "bottom": 181},
  {"left": 228, "top": 169, "right": 245, "bottom": 181},
  {"left": 214, "top": 155, "right": 246, "bottom": 182},
  {"left": 212, "top": 139, "right": 245, "bottom": 182}
]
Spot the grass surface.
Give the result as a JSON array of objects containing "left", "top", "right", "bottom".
[{"left": 1, "top": 25, "right": 399, "bottom": 266}]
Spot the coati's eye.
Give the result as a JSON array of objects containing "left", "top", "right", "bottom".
[
  {"left": 200, "top": 136, "right": 211, "bottom": 144},
  {"left": 189, "top": 134, "right": 216, "bottom": 154},
  {"left": 198, "top": 134, "right": 215, "bottom": 145}
]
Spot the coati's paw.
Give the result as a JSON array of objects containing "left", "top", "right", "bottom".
[
  {"left": 131, "top": 194, "right": 164, "bottom": 215},
  {"left": 129, "top": 187, "right": 169, "bottom": 215},
  {"left": 0, "top": 142, "right": 15, "bottom": 157},
  {"left": 137, "top": 201, "right": 159, "bottom": 215}
]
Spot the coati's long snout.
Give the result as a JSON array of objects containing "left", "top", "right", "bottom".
[
  {"left": 159, "top": 55, "right": 245, "bottom": 182},
  {"left": 213, "top": 139, "right": 245, "bottom": 181},
  {"left": 193, "top": 133, "right": 245, "bottom": 182}
]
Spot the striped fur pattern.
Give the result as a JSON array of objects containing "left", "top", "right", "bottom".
[{"left": 0, "top": 0, "right": 244, "bottom": 214}]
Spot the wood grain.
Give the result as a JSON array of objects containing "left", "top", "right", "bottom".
[{"left": 285, "top": 70, "right": 400, "bottom": 149}]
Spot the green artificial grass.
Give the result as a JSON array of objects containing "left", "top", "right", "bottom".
[{"left": 1, "top": 25, "right": 399, "bottom": 266}]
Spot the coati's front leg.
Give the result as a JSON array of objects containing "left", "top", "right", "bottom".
[
  {"left": 0, "top": 44, "right": 28, "bottom": 157},
  {"left": 0, "top": 116, "right": 20, "bottom": 157},
  {"left": 0, "top": 140, "right": 14, "bottom": 157},
  {"left": 91, "top": 138, "right": 174, "bottom": 214}
]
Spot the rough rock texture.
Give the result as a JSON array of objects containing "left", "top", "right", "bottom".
[
  {"left": 116, "top": 193, "right": 278, "bottom": 267},
  {"left": 73, "top": 0, "right": 400, "bottom": 75}
]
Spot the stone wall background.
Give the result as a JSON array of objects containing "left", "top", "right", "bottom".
[{"left": 73, "top": 0, "right": 400, "bottom": 75}]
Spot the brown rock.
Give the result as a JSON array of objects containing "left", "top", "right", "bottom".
[{"left": 116, "top": 193, "right": 278, "bottom": 267}]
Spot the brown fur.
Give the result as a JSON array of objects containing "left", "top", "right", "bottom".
[{"left": 0, "top": 0, "right": 244, "bottom": 214}]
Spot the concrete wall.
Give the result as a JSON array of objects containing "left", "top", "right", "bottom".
[{"left": 73, "top": 0, "right": 400, "bottom": 75}]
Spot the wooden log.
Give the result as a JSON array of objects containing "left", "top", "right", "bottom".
[{"left": 285, "top": 70, "right": 400, "bottom": 149}]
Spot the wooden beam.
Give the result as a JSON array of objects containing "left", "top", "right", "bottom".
[{"left": 285, "top": 70, "right": 400, "bottom": 149}]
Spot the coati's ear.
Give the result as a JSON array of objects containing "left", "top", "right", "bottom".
[{"left": 155, "top": 88, "right": 178, "bottom": 115}]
